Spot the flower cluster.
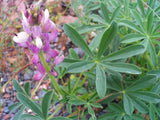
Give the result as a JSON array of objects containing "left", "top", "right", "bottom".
[{"left": 13, "top": 5, "right": 64, "bottom": 80}]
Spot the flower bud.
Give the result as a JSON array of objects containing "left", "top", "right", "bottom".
[
  {"left": 28, "top": 14, "right": 34, "bottom": 25},
  {"left": 35, "top": 37, "right": 43, "bottom": 48}
]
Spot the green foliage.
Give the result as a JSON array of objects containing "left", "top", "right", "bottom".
[{"left": 12, "top": 0, "right": 160, "bottom": 120}]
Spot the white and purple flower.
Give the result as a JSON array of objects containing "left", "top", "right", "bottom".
[{"left": 13, "top": 5, "right": 64, "bottom": 81}]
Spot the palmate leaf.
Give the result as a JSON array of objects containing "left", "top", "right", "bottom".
[
  {"left": 63, "top": 24, "right": 94, "bottom": 58},
  {"left": 97, "top": 21, "right": 117, "bottom": 58}
]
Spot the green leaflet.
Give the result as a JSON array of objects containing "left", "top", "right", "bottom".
[
  {"left": 126, "top": 75, "right": 157, "bottom": 91},
  {"left": 97, "top": 21, "right": 117, "bottom": 58},
  {"left": 96, "top": 65, "right": 106, "bottom": 98},
  {"left": 63, "top": 24, "right": 94, "bottom": 58},
  {"left": 17, "top": 93, "right": 43, "bottom": 118},
  {"left": 123, "top": 94, "right": 134, "bottom": 115},
  {"left": 121, "top": 33, "right": 146, "bottom": 43},
  {"left": 67, "top": 61, "right": 95, "bottom": 73},
  {"left": 101, "top": 62, "right": 141, "bottom": 74},
  {"left": 21, "top": 114, "right": 42, "bottom": 120},
  {"left": 42, "top": 90, "right": 53, "bottom": 119},
  {"left": 120, "top": 20, "right": 144, "bottom": 34},
  {"left": 102, "top": 45, "right": 145, "bottom": 62}
]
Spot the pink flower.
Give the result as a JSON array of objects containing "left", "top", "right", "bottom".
[
  {"left": 34, "top": 63, "right": 46, "bottom": 81},
  {"left": 42, "top": 9, "right": 56, "bottom": 33},
  {"left": 13, "top": 5, "right": 64, "bottom": 81}
]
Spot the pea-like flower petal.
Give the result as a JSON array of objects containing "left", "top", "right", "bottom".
[
  {"left": 54, "top": 55, "right": 64, "bottom": 66},
  {"left": 13, "top": 32, "right": 29, "bottom": 43},
  {"left": 34, "top": 72, "right": 43, "bottom": 81}
]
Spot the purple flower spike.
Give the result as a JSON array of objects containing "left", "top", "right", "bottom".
[
  {"left": 54, "top": 55, "right": 64, "bottom": 66},
  {"left": 13, "top": 6, "right": 62, "bottom": 81}
]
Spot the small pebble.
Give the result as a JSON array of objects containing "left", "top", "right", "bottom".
[
  {"left": 24, "top": 70, "right": 33, "bottom": 80},
  {"left": 63, "top": 112, "right": 69, "bottom": 117},
  {"left": 38, "top": 91, "right": 46, "bottom": 99},
  {"left": 3, "top": 107, "right": 9, "bottom": 113},
  {"left": 74, "top": 48, "right": 84, "bottom": 58}
]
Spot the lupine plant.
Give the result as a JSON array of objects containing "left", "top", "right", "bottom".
[{"left": 7, "top": 0, "right": 160, "bottom": 120}]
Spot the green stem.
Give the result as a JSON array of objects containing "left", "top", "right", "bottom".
[
  {"left": 39, "top": 50, "right": 62, "bottom": 95},
  {"left": 79, "top": 64, "right": 96, "bottom": 87},
  {"left": 72, "top": 72, "right": 84, "bottom": 92},
  {"left": 31, "top": 74, "right": 46, "bottom": 98},
  {"left": 47, "top": 103, "right": 64, "bottom": 120}
]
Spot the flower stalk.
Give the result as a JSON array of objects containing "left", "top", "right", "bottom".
[{"left": 39, "top": 50, "right": 62, "bottom": 95}]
